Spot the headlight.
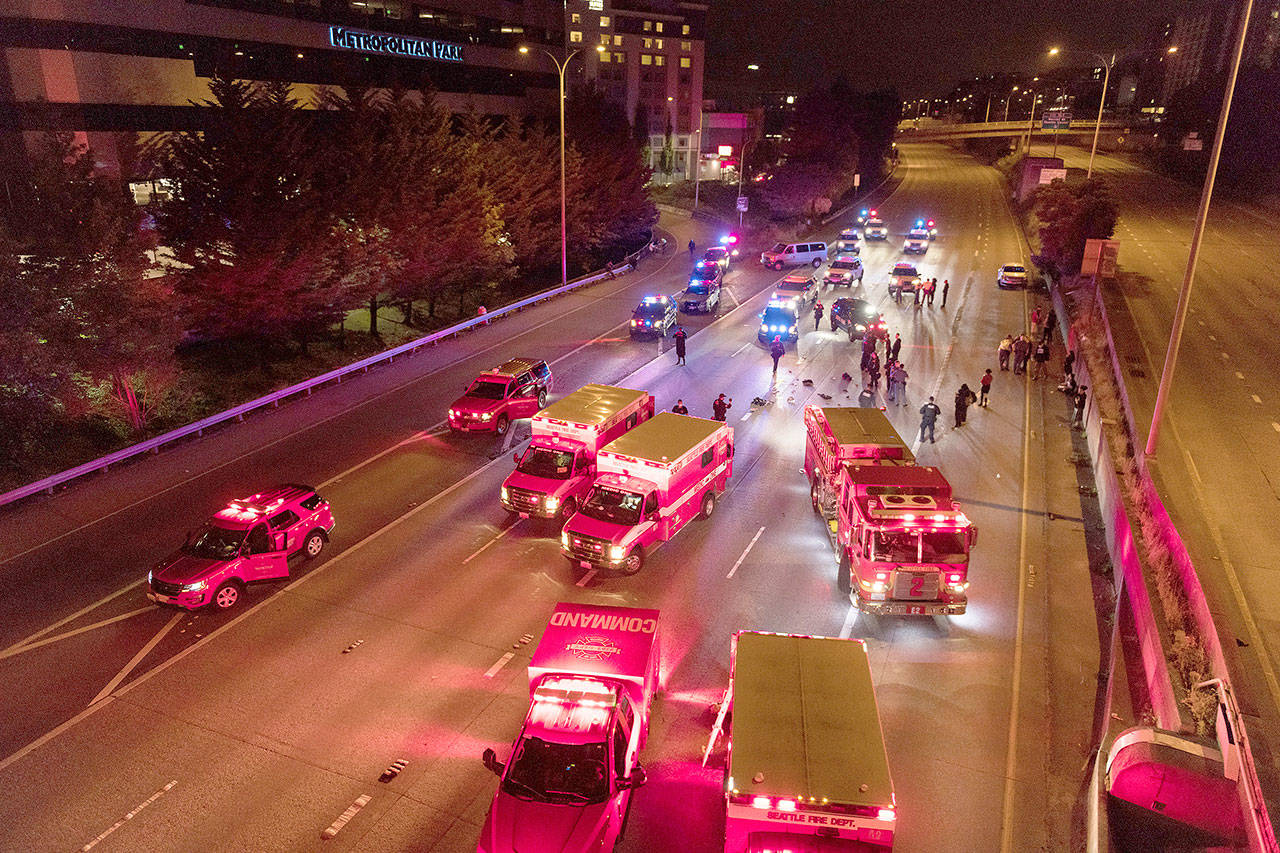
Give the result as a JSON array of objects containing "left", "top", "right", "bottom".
[
  {"left": 789, "top": 325, "right": 797, "bottom": 334},
  {"left": 544, "top": 495, "right": 560, "bottom": 512},
  {"left": 481, "top": 412, "right": 492, "bottom": 421},
  {"left": 147, "top": 571, "right": 153, "bottom": 584},
  {"left": 561, "top": 530, "right": 570, "bottom": 548},
  {"left": 182, "top": 579, "right": 207, "bottom": 592},
  {"left": 500, "top": 486, "right": 508, "bottom": 501},
  {"left": 609, "top": 545, "right": 627, "bottom": 561},
  {"left": 448, "top": 409, "right": 456, "bottom": 418},
  {"left": 855, "top": 324, "right": 865, "bottom": 331}
]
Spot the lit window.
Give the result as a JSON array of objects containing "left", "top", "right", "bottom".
[
  {"left": 680, "top": 56, "right": 691, "bottom": 68},
  {"left": 681, "top": 40, "right": 691, "bottom": 51},
  {"left": 643, "top": 20, "right": 652, "bottom": 31},
  {"left": 600, "top": 33, "right": 610, "bottom": 45},
  {"left": 599, "top": 51, "right": 610, "bottom": 62},
  {"left": 682, "top": 24, "right": 690, "bottom": 35},
  {"left": 571, "top": 13, "right": 581, "bottom": 23},
  {"left": 600, "top": 15, "right": 610, "bottom": 27},
  {"left": 615, "top": 51, "right": 625, "bottom": 63},
  {"left": 588, "top": 0, "right": 603, "bottom": 8},
  {"left": 655, "top": 21, "right": 663, "bottom": 32},
  {"left": 655, "top": 39, "right": 663, "bottom": 49},
  {"left": 641, "top": 53, "right": 652, "bottom": 65},
  {"left": 570, "top": 30, "right": 583, "bottom": 42},
  {"left": 613, "top": 34, "right": 622, "bottom": 45},
  {"left": 643, "top": 38, "right": 652, "bottom": 48},
  {"left": 655, "top": 55, "right": 664, "bottom": 66}
]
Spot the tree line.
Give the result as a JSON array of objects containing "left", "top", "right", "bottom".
[{"left": 0, "top": 77, "right": 655, "bottom": 471}]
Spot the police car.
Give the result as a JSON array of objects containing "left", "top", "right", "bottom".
[
  {"left": 824, "top": 255, "right": 864, "bottom": 287},
  {"left": 630, "top": 295, "right": 677, "bottom": 337},
  {"left": 758, "top": 300, "right": 800, "bottom": 342},
  {"left": 863, "top": 217, "right": 889, "bottom": 240},
  {"left": 916, "top": 217, "right": 938, "bottom": 238},
  {"left": 835, "top": 228, "right": 861, "bottom": 255},
  {"left": 903, "top": 228, "right": 930, "bottom": 254},
  {"left": 772, "top": 272, "right": 819, "bottom": 308}
]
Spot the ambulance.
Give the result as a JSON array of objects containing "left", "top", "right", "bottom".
[
  {"left": 561, "top": 412, "right": 733, "bottom": 574},
  {"left": 715, "top": 631, "right": 896, "bottom": 852},
  {"left": 478, "top": 602, "right": 660, "bottom": 853},
  {"left": 501, "top": 384, "right": 655, "bottom": 524}
]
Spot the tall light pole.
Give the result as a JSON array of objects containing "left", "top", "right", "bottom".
[
  {"left": 1004, "top": 86, "right": 1018, "bottom": 122},
  {"left": 520, "top": 44, "right": 604, "bottom": 286},
  {"left": 1049, "top": 45, "right": 1177, "bottom": 178},
  {"left": 736, "top": 137, "right": 756, "bottom": 230},
  {"left": 1024, "top": 91, "right": 1041, "bottom": 154},
  {"left": 1146, "top": 1, "right": 1251, "bottom": 456}
]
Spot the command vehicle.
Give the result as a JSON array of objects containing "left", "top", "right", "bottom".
[
  {"left": 147, "top": 484, "right": 334, "bottom": 611},
  {"left": 824, "top": 254, "right": 864, "bottom": 287},
  {"left": 715, "top": 631, "right": 896, "bottom": 852},
  {"left": 629, "top": 294, "right": 677, "bottom": 338},
  {"left": 903, "top": 228, "right": 929, "bottom": 255},
  {"left": 887, "top": 262, "right": 921, "bottom": 297},
  {"left": 863, "top": 217, "right": 889, "bottom": 240},
  {"left": 829, "top": 298, "right": 886, "bottom": 341},
  {"left": 479, "top": 602, "right": 659, "bottom": 853},
  {"left": 502, "top": 384, "right": 655, "bottom": 524},
  {"left": 772, "top": 272, "right": 819, "bottom": 308},
  {"left": 758, "top": 299, "right": 799, "bottom": 342},
  {"left": 561, "top": 412, "right": 733, "bottom": 574},
  {"left": 449, "top": 358, "right": 553, "bottom": 436}
]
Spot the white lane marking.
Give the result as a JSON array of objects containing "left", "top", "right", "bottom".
[
  {"left": 999, "top": 288, "right": 1035, "bottom": 853},
  {"left": 1184, "top": 449, "right": 1203, "bottom": 485},
  {"left": 81, "top": 780, "right": 177, "bottom": 851},
  {"left": 1237, "top": 372, "right": 1246, "bottom": 380},
  {"left": 462, "top": 521, "right": 522, "bottom": 565},
  {"left": 0, "top": 606, "right": 153, "bottom": 662},
  {"left": 838, "top": 605, "right": 858, "bottom": 639},
  {"left": 1252, "top": 394, "right": 1262, "bottom": 404},
  {"left": 739, "top": 411, "right": 753, "bottom": 422},
  {"left": 1273, "top": 422, "right": 1280, "bottom": 433},
  {"left": 722, "top": 287, "right": 740, "bottom": 308},
  {"left": 320, "top": 430, "right": 427, "bottom": 488},
  {"left": 89, "top": 613, "right": 182, "bottom": 706},
  {"left": 973, "top": 249, "right": 979, "bottom": 257},
  {"left": 500, "top": 425, "right": 520, "bottom": 454},
  {"left": 730, "top": 341, "right": 753, "bottom": 358},
  {"left": 1208, "top": 334, "right": 1217, "bottom": 342},
  {"left": 726, "top": 527, "right": 766, "bottom": 579},
  {"left": 1, "top": 581, "right": 143, "bottom": 656},
  {"left": 321, "top": 794, "right": 371, "bottom": 840},
  {"left": 484, "top": 652, "right": 516, "bottom": 678},
  {"left": 575, "top": 569, "right": 598, "bottom": 587}
]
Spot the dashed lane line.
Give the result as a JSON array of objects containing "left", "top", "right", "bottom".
[
  {"left": 80, "top": 780, "right": 177, "bottom": 851},
  {"left": 321, "top": 794, "right": 371, "bottom": 840},
  {"left": 484, "top": 652, "right": 516, "bottom": 679},
  {"left": 725, "top": 527, "right": 766, "bottom": 579},
  {"left": 461, "top": 520, "right": 523, "bottom": 566}
]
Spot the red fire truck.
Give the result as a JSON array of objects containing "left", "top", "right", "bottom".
[
  {"left": 560, "top": 412, "right": 733, "bottom": 574},
  {"left": 803, "top": 406, "right": 976, "bottom": 614},
  {"left": 715, "top": 631, "right": 896, "bottom": 852},
  {"left": 501, "top": 384, "right": 654, "bottom": 524},
  {"left": 478, "top": 602, "right": 659, "bottom": 853}
]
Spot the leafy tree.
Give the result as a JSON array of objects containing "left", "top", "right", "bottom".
[{"left": 1028, "top": 177, "right": 1119, "bottom": 279}]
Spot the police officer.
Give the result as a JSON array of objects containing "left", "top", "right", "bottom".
[{"left": 813, "top": 300, "right": 824, "bottom": 330}]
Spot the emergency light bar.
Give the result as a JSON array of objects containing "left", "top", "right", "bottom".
[
  {"left": 534, "top": 677, "right": 618, "bottom": 708},
  {"left": 642, "top": 295, "right": 668, "bottom": 304}
]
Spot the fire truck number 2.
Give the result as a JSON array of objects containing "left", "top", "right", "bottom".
[{"left": 910, "top": 576, "right": 924, "bottom": 597}]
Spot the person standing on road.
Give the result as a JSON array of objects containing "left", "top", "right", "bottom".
[
  {"left": 979, "top": 369, "right": 993, "bottom": 407},
  {"left": 671, "top": 399, "right": 689, "bottom": 414},
  {"left": 1043, "top": 307, "right": 1057, "bottom": 344},
  {"left": 674, "top": 325, "right": 687, "bottom": 364},
  {"left": 688, "top": 239, "right": 696, "bottom": 258},
  {"left": 925, "top": 278, "right": 937, "bottom": 307},
  {"left": 1072, "top": 386, "right": 1088, "bottom": 429},
  {"left": 998, "top": 334, "right": 1013, "bottom": 371},
  {"left": 1031, "top": 305, "right": 1043, "bottom": 336},
  {"left": 919, "top": 396, "right": 941, "bottom": 443},
  {"left": 770, "top": 336, "right": 785, "bottom": 375},
  {"left": 1059, "top": 350, "right": 1077, "bottom": 391},
  {"left": 867, "top": 351, "right": 881, "bottom": 389},
  {"left": 890, "top": 333, "right": 902, "bottom": 363},
  {"left": 954, "top": 384, "right": 977, "bottom": 427},
  {"left": 813, "top": 300, "right": 824, "bottom": 330},
  {"left": 1031, "top": 339, "right": 1051, "bottom": 379},
  {"left": 894, "top": 362, "right": 910, "bottom": 406},
  {"left": 941, "top": 279, "right": 950, "bottom": 307},
  {"left": 1012, "top": 334, "right": 1031, "bottom": 375},
  {"left": 713, "top": 394, "right": 732, "bottom": 421}
]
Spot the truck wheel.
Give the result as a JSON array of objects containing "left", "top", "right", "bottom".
[
  {"left": 210, "top": 580, "right": 243, "bottom": 611},
  {"left": 494, "top": 414, "right": 509, "bottom": 436},
  {"left": 537, "top": 389, "right": 548, "bottom": 408},
  {"left": 810, "top": 480, "right": 821, "bottom": 514},
  {"left": 837, "top": 553, "right": 852, "bottom": 595},
  {"left": 700, "top": 492, "right": 716, "bottom": 519},
  {"left": 620, "top": 548, "right": 644, "bottom": 576},
  {"left": 303, "top": 530, "right": 326, "bottom": 559}
]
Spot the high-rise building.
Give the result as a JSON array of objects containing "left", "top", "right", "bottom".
[
  {"left": 563, "top": 0, "right": 706, "bottom": 179},
  {"left": 0, "top": 0, "right": 563, "bottom": 183},
  {"left": 1163, "top": 0, "right": 1280, "bottom": 102}
]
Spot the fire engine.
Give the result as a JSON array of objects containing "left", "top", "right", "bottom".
[
  {"left": 501, "top": 384, "right": 654, "bottom": 524},
  {"left": 803, "top": 405, "right": 976, "bottom": 615},
  {"left": 712, "top": 631, "right": 896, "bottom": 851},
  {"left": 561, "top": 412, "right": 733, "bottom": 574},
  {"left": 478, "top": 602, "right": 659, "bottom": 853}
]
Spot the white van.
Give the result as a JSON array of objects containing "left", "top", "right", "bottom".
[{"left": 761, "top": 240, "right": 828, "bottom": 270}]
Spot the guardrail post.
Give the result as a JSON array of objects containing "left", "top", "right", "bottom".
[{"left": 236, "top": 414, "right": 244, "bottom": 422}]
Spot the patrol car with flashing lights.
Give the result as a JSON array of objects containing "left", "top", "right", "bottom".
[
  {"left": 772, "top": 272, "right": 819, "bottom": 308},
  {"left": 629, "top": 295, "right": 677, "bottom": 338},
  {"left": 758, "top": 300, "right": 800, "bottom": 342},
  {"left": 824, "top": 255, "right": 864, "bottom": 287},
  {"left": 863, "top": 217, "right": 889, "bottom": 240},
  {"left": 903, "top": 228, "right": 929, "bottom": 254}
]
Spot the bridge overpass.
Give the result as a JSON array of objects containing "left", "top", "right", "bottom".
[{"left": 897, "top": 118, "right": 1127, "bottom": 142}]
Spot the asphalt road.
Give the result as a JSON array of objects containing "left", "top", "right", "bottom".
[
  {"left": 1028, "top": 141, "right": 1280, "bottom": 816},
  {"left": 0, "top": 145, "right": 1104, "bottom": 852}
]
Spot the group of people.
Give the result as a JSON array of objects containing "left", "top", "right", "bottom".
[
  {"left": 671, "top": 394, "right": 732, "bottom": 421},
  {"left": 896, "top": 277, "right": 949, "bottom": 309}
]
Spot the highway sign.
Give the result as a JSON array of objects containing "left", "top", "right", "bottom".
[
  {"left": 1041, "top": 110, "right": 1072, "bottom": 130},
  {"left": 736, "top": 196, "right": 748, "bottom": 212}
]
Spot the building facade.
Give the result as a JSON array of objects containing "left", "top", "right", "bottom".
[
  {"left": 1163, "top": 0, "right": 1280, "bottom": 102},
  {"left": 0, "top": 0, "right": 562, "bottom": 180},
  {"left": 563, "top": 0, "right": 706, "bottom": 179}
]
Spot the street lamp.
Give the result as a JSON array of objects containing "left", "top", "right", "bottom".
[
  {"left": 1048, "top": 44, "right": 1177, "bottom": 178},
  {"left": 1004, "top": 86, "right": 1019, "bottom": 122},
  {"left": 520, "top": 43, "right": 605, "bottom": 286},
  {"left": 1023, "top": 91, "right": 1042, "bottom": 154}
]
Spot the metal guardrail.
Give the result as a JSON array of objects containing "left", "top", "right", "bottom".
[{"left": 0, "top": 261, "right": 636, "bottom": 509}]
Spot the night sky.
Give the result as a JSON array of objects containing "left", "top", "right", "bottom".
[{"left": 705, "top": 0, "right": 1172, "bottom": 97}]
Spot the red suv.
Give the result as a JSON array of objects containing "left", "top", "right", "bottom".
[
  {"left": 448, "top": 358, "right": 553, "bottom": 436},
  {"left": 147, "top": 484, "right": 335, "bottom": 611}
]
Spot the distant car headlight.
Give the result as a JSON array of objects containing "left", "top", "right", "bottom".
[
  {"left": 182, "top": 579, "right": 207, "bottom": 592},
  {"left": 544, "top": 495, "right": 560, "bottom": 512},
  {"left": 609, "top": 545, "right": 627, "bottom": 561},
  {"left": 855, "top": 324, "right": 866, "bottom": 331}
]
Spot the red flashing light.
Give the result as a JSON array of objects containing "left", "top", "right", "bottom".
[
  {"left": 927, "top": 220, "right": 934, "bottom": 227},
  {"left": 948, "top": 573, "right": 963, "bottom": 583},
  {"left": 752, "top": 796, "right": 772, "bottom": 810},
  {"left": 878, "top": 807, "right": 897, "bottom": 822}
]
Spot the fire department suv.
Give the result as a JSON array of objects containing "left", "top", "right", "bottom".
[
  {"left": 560, "top": 412, "right": 733, "bottom": 574},
  {"left": 803, "top": 405, "right": 976, "bottom": 615},
  {"left": 146, "top": 484, "right": 334, "bottom": 611},
  {"left": 448, "top": 358, "right": 553, "bottom": 435},
  {"left": 718, "top": 631, "right": 896, "bottom": 851},
  {"left": 501, "top": 384, "right": 655, "bottom": 524},
  {"left": 478, "top": 602, "right": 660, "bottom": 853}
]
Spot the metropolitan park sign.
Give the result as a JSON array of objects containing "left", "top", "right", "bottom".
[{"left": 329, "top": 26, "right": 464, "bottom": 63}]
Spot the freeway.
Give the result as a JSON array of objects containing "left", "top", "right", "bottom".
[
  {"left": 1028, "top": 141, "right": 1280, "bottom": 816},
  {"left": 0, "top": 144, "right": 1103, "bottom": 851}
]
